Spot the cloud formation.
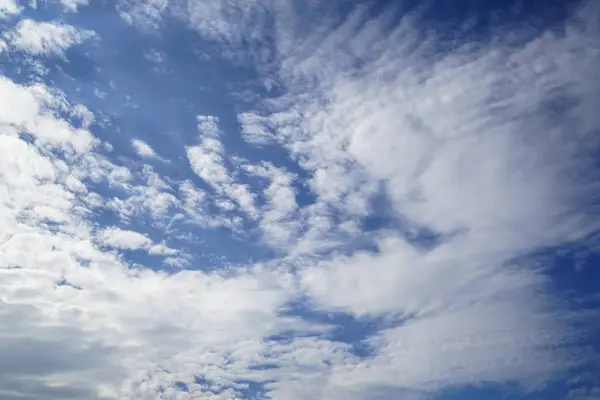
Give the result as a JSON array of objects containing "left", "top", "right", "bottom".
[
  {"left": 132, "top": 139, "right": 158, "bottom": 158},
  {"left": 0, "top": 0, "right": 599, "bottom": 399},
  {"left": 5, "top": 19, "right": 93, "bottom": 56}
]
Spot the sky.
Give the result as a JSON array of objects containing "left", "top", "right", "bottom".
[{"left": 0, "top": 0, "right": 599, "bottom": 399}]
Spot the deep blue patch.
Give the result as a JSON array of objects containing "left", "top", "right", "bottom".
[
  {"left": 173, "top": 381, "right": 188, "bottom": 392},
  {"left": 193, "top": 375, "right": 267, "bottom": 398},
  {"left": 276, "top": 296, "right": 406, "bottom": 357},
  {"left": 56, "top": 277, "right": 81, "bottom": 290}
]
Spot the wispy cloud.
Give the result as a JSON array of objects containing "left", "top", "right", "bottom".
[
  {"left": 190, "top": 0, "right": 600, "bottom": 394},
  {"left": 186, "top": 115, "right": 260, "bottom": 221},
  {"left": 238, "top": 112, "right": 275, "bottom": 146},
  {"left": 5, "top": 19, "right": 93, "bottom": 56}
]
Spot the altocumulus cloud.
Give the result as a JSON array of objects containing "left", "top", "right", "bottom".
[{"left": 0, "top": 0, "right": 599, "bottom": 399}]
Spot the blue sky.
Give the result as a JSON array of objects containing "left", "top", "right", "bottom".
[{"left": 0, "top": 0, "right": 599, "bottom": 399}]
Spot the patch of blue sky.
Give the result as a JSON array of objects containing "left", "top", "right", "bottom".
[
  {"left": 278, "top": 305, "right": 398, "bottom": 358},
  {"left": 191, "top": 375, "right": 268, "bottom": 399}
]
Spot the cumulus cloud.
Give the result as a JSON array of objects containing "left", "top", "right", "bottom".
[
  {"left": 131, "top": 139, "right": 158, "bottom": 158},
  {"left": 0, "top": 76, "right": 97, "bottom": 153},
  {"left": 96, "top": 227, "right": 153, "bottom": 250},
  {"left": 186, "top": 138, "right": 229, "bottom": 185}
]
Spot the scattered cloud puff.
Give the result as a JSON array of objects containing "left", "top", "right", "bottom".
[
  {"left": 196, "top": 115, "right": 220, "bottom": 138},
  {"left": 96, "top": 227, "right": 153, "bottom": 250},
  {"left": 5, "top": 19, "right": 93, "bottom": 56},
  {"left": 96, "top": 227, "right": 178, "bottom": 257},
  {"left": 131, "top": 138, "right": 158, "bottom": 158},
  {"left": 186, "top": 138, "right": 229, "bottom": 185}
]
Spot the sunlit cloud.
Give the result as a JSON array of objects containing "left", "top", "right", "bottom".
[{"left": 0, "top": 0, "right": 598, "bottom": 399}]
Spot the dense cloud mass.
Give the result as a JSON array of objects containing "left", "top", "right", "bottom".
[{"left": 1, "top": 0, "right": 599, "bottom": 399}]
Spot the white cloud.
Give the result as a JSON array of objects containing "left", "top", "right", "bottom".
[
  {"left": 86, "top": 163, "right": 180, "bottom": 230},
  {"left": 117, "top": 0, "right": 169, "bottom": 31},
  {"left": 196, "top": 115, "right": 220, "bottom": 138},
  {"left": 0, "top": 76, "right": 98, "bottom": 153},
  {"left": 186, "top": 138, "right": 230, "bottom": 185},
  {"left": 0, "top": 242, "right": 303, "bottom": 398},
  {"left": 238, "top": 112, "right": 274, "bottom": 146},
  {"left": 186, "top": 116, "right": 229, "bottom": 185},
  {"left": 6, "top": 19, "right": 93, "bottom": 56},
  {"left": 148, "top": 241, "right": 178, "bottom": 256},
  {"left": 58, "top": 0, "right": 89, "bottom": 13},
  {"left": 0, "top": 71, "right": 313, "bottom": 398},
  {"left": 186, "top": 116, "right": 229, "bottom": 184},
  {"left": 0, "top": 0, "right": 20, "bottom": 19},
  {"left": 1, "top": 1, "right": 599, "bottom": 399},
  {"left": 96, "top": 227, "right": 152, "bottom": 250},
  {"left": 131, "top": 139, "right": 158, "bottom": 158},
  {"left": 277, "top": 3, "right": 599, "bottom": 395},
  {"left": 177, "top": 0, "right": 274, "bottom": 65},
  {"left": 183, "top": 0, "right": 600, "bottom": 395},
  {"left": 186, "top": 117, "right": 260, "bottom": 220},
  {"left": 327, "top": 302, "right": 577, "bottom": 391},
  {"left": 243, "top": 162, "right": 300, "bottom": 248}
]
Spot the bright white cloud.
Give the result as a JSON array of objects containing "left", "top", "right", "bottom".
[
  {"left": 96, "top": 227, "right": 153, "bottom": 250},
  {"left": 6, "top": 19, "right": 93, "bottom": 56},
  {"left": 0, "top": 76, "right": 97, "bottom": 153},
  {"left": 186, "top": 138, "right": 230, "bottom": 185},
  {"left": 0, "top": 0, "right": 20, "bottom": 18},
  {"left": 148, "top": 241, "right": 178, "bottom": 256},
  {"left": 186, "top": 116, "right": 228, "bottom": 184},
  {"left": 131, "top": 139, "right": 158, "bottom": 158},
  {"left": 243, "top": 162, "right": 300, "bottom": 248},
  {"left": 186, "top": 117, "right": 260, "bottom": 221}
]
